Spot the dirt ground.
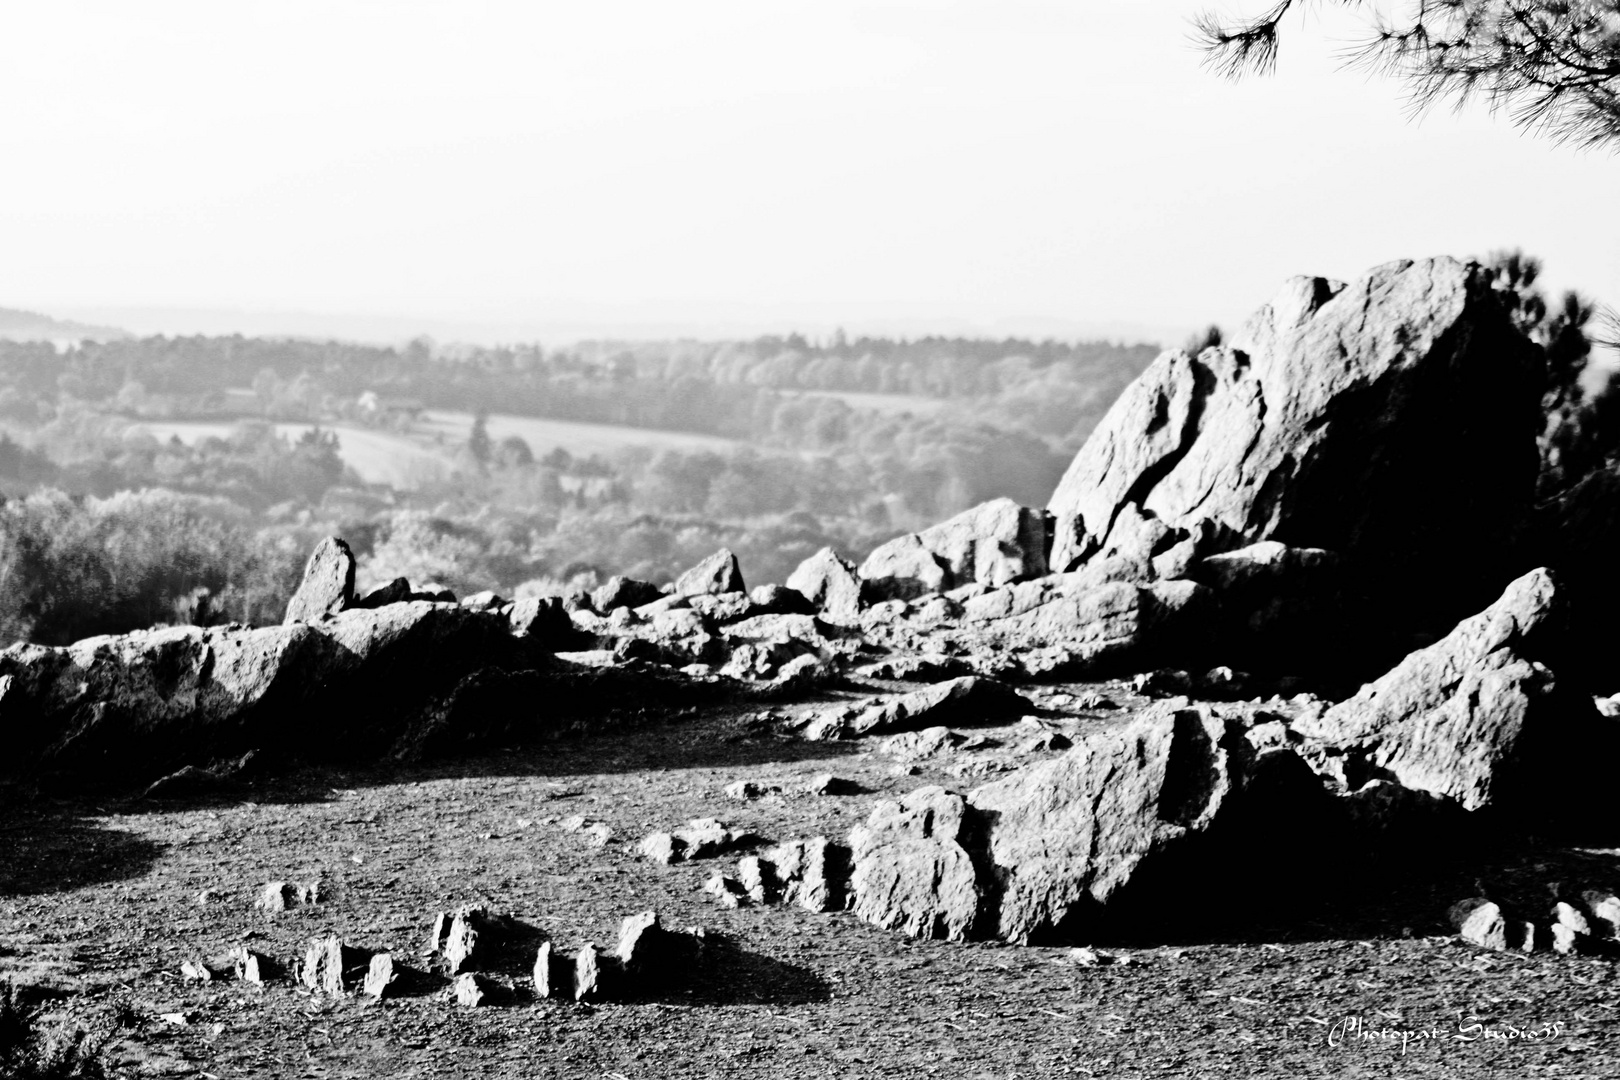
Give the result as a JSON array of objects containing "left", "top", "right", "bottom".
[{"left": 3, "top": 681, "right": 1618, "bottom": 1079}]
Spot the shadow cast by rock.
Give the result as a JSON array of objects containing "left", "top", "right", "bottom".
[
  {"left": 0, "top": 804, "right": 164, "bottom": 897},
  {"left": 640, "top": 932, "right": 832, "bottom": 1007}
]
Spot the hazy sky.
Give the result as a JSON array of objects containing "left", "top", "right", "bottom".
[{"left": 3, "top": 1, "right": 1615, "bottom": 344}]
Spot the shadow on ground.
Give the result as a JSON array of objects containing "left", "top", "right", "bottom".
[{"left": 0, "top": 798, "right": 165, "bottom": 897}]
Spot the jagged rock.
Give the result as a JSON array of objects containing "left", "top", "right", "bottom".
[
  {"left": 227, "top": 946, "right": 271, "bottom": 985},
  {"left": 300, "top": 935, "right": 362, "bottom": 996},
  {"left": 352, "top": 576, "right": 412, "bottom": 609},
  {"left": 704, "top": 873, "right": 750, "bottom": 908},
  {"left": 459, "top": 590, "right": 506, "bottom": 612},
  {"left": 573, "top": 944, "right": 618, "bottom": 1001},
  {"left": 802, "top": 773, "right": 855, "bottom": 796},
  {"left": 849, "top": 786, "right": 982, "bottom": 941},
  {"left": 283, "top": 537, "right": 357, "bottom": 624},
  {"left": 1449, "top": 898, "right": 1508, "bottom": 951},
  {"left": 639, "top": 818, "right": 747, "bottom": 864},
  {"left": 616, "top": 911, "right": 679, "bottom": 981},
  {"left": 1295, "top": 569, "right": 1603, "bottom": 817},
  {"left": 802, "top": 677, "right": 1031, "bottom": 741},
  {"left": 591, "top": 576, "right": 664, "bottom": 613},
  {"left": 990, "top": 579, "right": 1212, "bottom": 672},
  {"left": 1551, "top": 901, "right": 1593, "bottom": 955},
  {"left": 1048, "top": 258, "right": 1542, "bottom": 631},
  {"left": 431, "top": 905, "right": 513, "bottom": 975},
  {"left": 967, "top": 702, "right": 1331, "bottom": 943},
  {"left": 674, "top": 549, "right": 745, "bottom": 597},
  {"left": 786, "top": 548, "right": 864, "bottom": 622},
  {"left": 507, "top": 596, "right": 575, "bottom": 644},
  {"left": 857, "top": 535, "right": 950, "bottom": 603},
  {"left": 410, "top": 582, "right": 457, "bottom": 603},
  {"left": 857, "top": 653, "right": 972, "bottom": 682},
  {"left": 879, "top": 726, "right": 961, "bottom": 761},
  {"left": 736, "top": 856, "right": 771, "bottom": 904},
  {"left": 724, "top": 780, "right": 780, "bottom": 800},
  {"left": 748, "top": 583, "right": 817, "bottom": 616},
  {"left": 532, "top": 941, "right": 567, "bottom": 999},
  {"left": 686, "top": 591, "right": 756, "bottom": 623},
  {"left": 764, "top": 836, "right": 849, "bottom": 913},
  {"left": 860, "top": 500, "right": 1050, "bottom": 602},
  {"left": 362, "top": 953, "right": 397, "bottom": 998}
]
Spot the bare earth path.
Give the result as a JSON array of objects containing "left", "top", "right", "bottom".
[{"left": 3, "top": 692, "right": 1618, "bottom": 1079}]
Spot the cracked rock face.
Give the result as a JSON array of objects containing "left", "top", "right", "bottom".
[
  {"left": 1296, "top": 568, "right": 1607, "bottom": 818},
  {"left": 1047, "top": 257, "right": 1542, "bottom": 623}
]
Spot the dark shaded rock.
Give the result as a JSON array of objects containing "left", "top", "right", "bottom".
[
  {"left": 748, "top": 583, "right": 818, "bottom": 616},
  {"left": 803, "top": 676, "right": 1032, "bottom": 741},
  {"left": 352, "top": 576, "right": 412, "bottom": 610},
  {"left": 1048, "top": 258, "right": 1543, "bottom": 633},
  {"left": 764, "top": 836, "right": 849, "bottom": 913},
  {"left": 409, "top": 582, "right": 457, "bottom": 603},
  {"left": 283, "top": 537, "right": 357, "bottom": 624},
  {"left": 674, "top": 549, "right": 745, "bottom": 597},
  {"left": 1295, "top": 569, "right": 1605, "bottom": 819},
  {"left": 591, "top": 576, "right": 664, "bottom": 613},
  {"left": 573, "top": 944, "right": 620, "bottom": 1001},
  {"left": 787, "top": 547, "right": 864, "bottom": 622},
  {"left": 704, "top": 873, "right": 750, "bottom": 908}
]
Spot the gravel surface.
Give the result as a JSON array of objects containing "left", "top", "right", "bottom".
[{"left": 3, "top": 685, "right": 1618, "bottom": 1078}]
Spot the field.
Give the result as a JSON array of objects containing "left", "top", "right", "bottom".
[
  {"left": 418, "top": 411, "right": 737, "bottom": 458},
  {"left": 780, "top": 391, "right": 951, "bottom": 418},
  {"left": 4, "top": 682, "right": 1617, "bottom": 1079},
  {"left": 135, "top": 413, "right": 739, "bottom": 490}
]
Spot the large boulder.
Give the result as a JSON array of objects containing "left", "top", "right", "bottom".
[
  {"left": 1047, "top": 258, "right": 1543, "bottom": 628},
  {"left": 0, "top": 598, "right": 565, "bottom": 782},
  {"left": 842, "top": 703, "right": 1334, "bottom": 944},
  {"left": 283, "top": 537, "right": 356, "bottom": 624},
  {"left": 786, "top": 548, "right": 864, "bottom": 622},
  {"left": 859, "top": 499, "right": 1050, "bottom": 602},
  {"left": 1294, "top": 568, "right": 1606, "bottom": 820},
  {"left": 673, "top": 549, "right": 745, "bottom": 597}
]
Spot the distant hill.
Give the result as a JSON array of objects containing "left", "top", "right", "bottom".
[{"left": 0, "top": 306, "right": 129, "bottom": 343}]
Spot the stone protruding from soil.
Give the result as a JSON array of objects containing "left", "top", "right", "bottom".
[
  {"left": 427, "top": 904, "right": 508, "bottom": 975},
  {"left": 454, "top": 972, "right": 494, "bottom": 1007},
  {"left": 532, "top": 940, "right": 568, "bottom": 999},
  {"left": 227, "top": 946, "right": 272, "bottom": 985},
  {"left": 674, "top": 549, "right": 745, "bottom": 597},
  {"left": 1046, "top": 258, "right": 1543, "bottom": 618},
  {"left": 363, "top": 953, "right": 398, "bottom": 999},
  {"left": 849, "top": 786, "right": 983, "bottom": 942},
  {"left": 1297, "top": 568, "right": 1604, "bottom": 817},
  {"left": 283, "top": 536, "right": 357, "bottom": 624},
  {"left": 573, "top": 943, "right": 619, "bottom": 1002},
  {"left": 1450, "top": 899, "right": 1509, "bottom": 951},
  {"left": 638, "top": 818, "right": 749, "bottom": 865},
  {"left": 802, "top": 676, "right": 1032, "bottom": 741},
  {"left": 300, "top": 935, "right": 364, "bottom": 997},
  {"left": 787, "top": 547, "right": 864, "bottom": 622},
  {"left": 761, "top": 837, "right": 850, "bottom": 913},
  {"left": 861, "top": 498, "right": 1050, "bottom": 601},
  {"left": 704, "top": 873, "right": 750, "bottom": 908},
  {"left": 255, "top": 881, "right": 297, "bottom": 913}
]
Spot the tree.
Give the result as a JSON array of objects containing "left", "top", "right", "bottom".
[
  {"left": 468, "top": 412, "right": 493, "bottom": 465},
  {"left": 1195, "top": 1, "right": 1620, "bottom": 149}
]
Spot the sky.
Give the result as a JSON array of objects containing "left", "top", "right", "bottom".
[{"left": 2, "top": 0, "right": 1615, "bottom": 346}]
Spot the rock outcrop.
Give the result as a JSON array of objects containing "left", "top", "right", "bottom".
[
  {"left": 1295, "top": 568, "right": 1605, "bottom": 819},
  {"left": 860, "top": 499, "right": 1050, "bottom": 601},
  {"left": 674, "top": 549, "right": 745, "bottom": 597},
  {"left": 283, "top": 537, "right": 356, "bottom": 623},
  {"left": 1047, "top": 258, "right": 1543, "bottom": 631}
]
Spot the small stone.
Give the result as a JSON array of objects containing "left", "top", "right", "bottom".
[
  {"left": 574, "top": 944, "right": 618, "bottom": 1002},
  {"left": 254, "top": 881, "right": 296, "bottom": 913},
  {"left": 298, "top": 880, "right": 325, "bottom": 905},
  {"left": 363, "top": 953, "right": 397, "bottom": 999},
  {"left": 704, "top": 873, "right": 750, "bottom": 908},
  {"left": 1017, "top": 731, "right": 1072, "bottom": 754},
  {"left": 639, "top": 832, "right": 682, "bottom": 865},
  {"left": 724, "top": 780, "right": 780, "bottom": 800},
  {"left": 1449, "top": 898, "right": 1508, "bottom": 951},
  {"left": 583, "top": 823, "right": 614, "bottom": 847},
  {"left": 443, "top": 907, "right": 491, "bottom": 975},
  {"left": 180, "top": 959, "right": 215, "bottom": 983},
  {"left": 1068, "top": 947, "right": 1114, "bottom": 967},
  {"left": 454, "top": 972, "right": 490, "bottom": 1007},
  {"left": 1583, "top": 891, "right": 1620, "bottom": 938},
  {"left": 1514, "top": 921, "right": 1544, "bottom": 953},
  {"left": 617, "top": 911, "right": 671, "bottom": 977},
  {"left": 1552, "top": 902, "right": 1593, "bottom": 954},
  {"left": 227, "top": 946, "right": 270, "bottom": 985},
  {"left": 560, "top": 815, "right": 588, "bottom": 832},
  {"left": 532, "top": 941, "right": 568, "bottom": 999},
  {"left": 802, "top": 773, "right": 854, "bottom": 796},
  {"left": 736, "top": 856, "right": 771, "bottom": 904}
]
